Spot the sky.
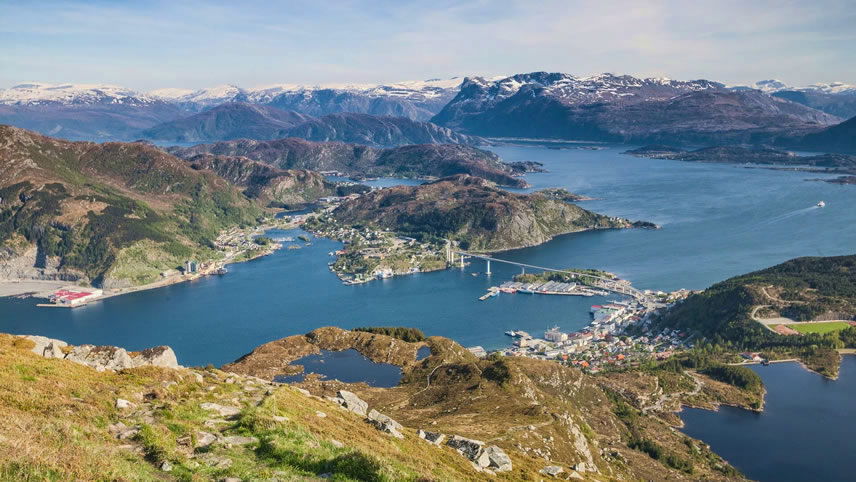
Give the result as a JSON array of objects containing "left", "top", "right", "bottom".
[{"left": 2, "top": 0, "right": 855, "bottom": 91}]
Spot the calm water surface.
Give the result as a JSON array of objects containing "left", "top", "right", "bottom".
[
  {"left": 272, "top": 349, "right": 402, "bottom": 387},
  {"left": 680, "top": 356, "right": 856, "bottom": 482},
  {"left": 2, "top": 144, "right": 855, "bottom": 367}
]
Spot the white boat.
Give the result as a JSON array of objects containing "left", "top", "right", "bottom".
[
  {"left": 817, "top": 201, "right": 826, "bottom": 207},
  {"left": 505, "top": 330, "right": 517, "bottom": 337}
]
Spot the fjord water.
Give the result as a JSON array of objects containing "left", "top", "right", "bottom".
[
  {"left": 3, "top": 145, "right": 856, "bottom": 366},
  {"left": 680, "top": 356, "right": 856, "bottom": 482},
  {"left": 2, "top": 145, "right": 855, "bottom": 367}
]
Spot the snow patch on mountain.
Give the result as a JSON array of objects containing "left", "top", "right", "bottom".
[{"left": 0, "top": 82, "right": 157, "bottom": 105}]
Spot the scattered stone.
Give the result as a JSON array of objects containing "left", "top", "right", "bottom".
[
  {"left": 315, "top": 411, "right": 327, "bottom": 418},
  {"left": 330, "top": 439, "right": 344, "bottom": 448},
  {"left": 177, "top": 435, "right": 192, "bottom": 446},
  {"left": 196, "top": 431, "right": 217, "bottom": 448},
  {"left": 417, "top": 430, "right": 445, "bottom": 445},
  {"left": 336, "top": 390, "right": 369, "bottom": 417},
  {"left": 198, "top": 453, "right": 233, "bottom": 469},
  {"left": 193, "top": 372, "right": 204, "bottom": 384},
  {"left": 272, "top": 415, "right": 289, "bottom": 423},
  {"left": 222, "top": 435, "right": 259, "bottom": 446},
  {"left": 221, "top": 478, "right": 242, "bottom": 482},
  {"left": 573, "top": 462, "right": 595, "bottom": 473},
  {"left": 160, "top": 461, "right": 173, "bottom": 472},
  {"left": 115, "top": 398, "right": 133, "bottom": 409},
  {"left": 200, "top": 402, "right": 241, "bottom": 417},
  {"left": 568, "top": 471, "right": 584, "bottom": 480},
  {"left": 541, "top": 465, "right": 564, "bottom": 477},
  {"left": 296, "top": 388, "right": 311, "bottom": 396},
  {"left": 367, "top": 409, "right": 404, "bottom": 438},
  {"left": 225, "top": 377, "right": 236, "bottom": 384}
]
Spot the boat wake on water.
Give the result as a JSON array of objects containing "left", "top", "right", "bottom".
[{"left": 759, "top": 205, "right": 822, "bottom": 226}]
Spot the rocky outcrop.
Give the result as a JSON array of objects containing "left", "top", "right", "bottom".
[
  {"left": 417, "top": 430, "right": 445, "bottom": 445},
  {"left": 21, "top": 335, "right": 179, "bottom": 371}
]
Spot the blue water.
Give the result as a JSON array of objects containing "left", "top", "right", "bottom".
[
  {"left": 272, "top": 349, "right": 402, "bottom": 387},
  {"left": 2, "top": 145, "right": 855, "bottom": 368},
  {"left": 680, "top": 356, "right": 856, "bottom": 482}
]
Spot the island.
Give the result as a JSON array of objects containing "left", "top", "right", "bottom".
[{"left": 304, "top": 175, "right": 653, "bottom": 283}]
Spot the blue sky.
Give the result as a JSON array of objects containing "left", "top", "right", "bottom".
[{"left": 2, "top": 0, "right": 854, "bottom": 90}]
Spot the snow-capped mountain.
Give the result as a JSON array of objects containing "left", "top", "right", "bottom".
[
  {"left": 739, "top": 80, "right": 856, "bottom": 119},
  {"left": 744, "top": 79, "right": 856, "bottom": 95},
  {"left": 142, "top": 78, "right": 466, "bottom": 118},
  {"left": 432, "top": 71, "right": 839, "bottom": 144},
  {"left": 0, "top": 82, "right": 158, "bottom": 106},
  {"left": 456, "top": 72, "right": 723, "bottom": 107}
]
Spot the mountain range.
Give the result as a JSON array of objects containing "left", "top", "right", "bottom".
[
  {"left": 432, "top": 72, "right": 841, "bottom": 144},
  {"left": 1, "top": 74, "right": 854, "bottom": 149},
  {"left": 140, "top": 103, "right": 480, "bottom": 146}
]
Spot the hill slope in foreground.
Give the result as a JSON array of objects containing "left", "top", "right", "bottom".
[
  {"left": 328, "top": 174, "right": 646, "bottom": 251},
  {"left": 0, "top": 125, "right": 262, "bottom": 287},
  {"left": 0, "top": 327, "right": 750, "bottom": 480}
]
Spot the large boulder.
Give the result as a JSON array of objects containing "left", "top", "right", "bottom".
[
  {"left": 418, "top": 430, "right": 445, "bottom": 445},
  {"left": 447, "top": 436, "right": 512, "bottom": 472},
  {"left": 335, "top": 390, "right": 368, "bottom": 417},
  {"left": 367, "top": 409, "right": 404, "bottom": 438},
  {"left": 65, "top": 345, "right": 136, "bottom": 371},
  {"left": 131, "top": 346, "right": 179, "bottom": 368},
  {"left": 482, "top": 445, "right": 513, "bottom": 472},
  {"left": 23, "top": 335, "right": 67, "bottom": 359}
]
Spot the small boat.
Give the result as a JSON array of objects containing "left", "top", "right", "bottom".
[
  {"left": 518, "top": 288, "right": 535, "bottom": 294},
  {"left": 215, "top": 267, "right": 228, "bottom": 275},
  {"left": 505, "top": 330, "right": 517, "bottom": 337},
  {"left": 817, "top": 201, "right": 826, "bottom": 208}
]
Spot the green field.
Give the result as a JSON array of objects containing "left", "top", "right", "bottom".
[{"left": 787, "top": 322, "right": 853, "bottom": 335}]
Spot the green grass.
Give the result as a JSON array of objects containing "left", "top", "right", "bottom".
[{"left": 788, "top": 322, "right": 853, "bottom": 335}]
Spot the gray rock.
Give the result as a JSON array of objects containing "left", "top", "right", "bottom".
[
  {"left": 196, "top": 431, "right": 217, "bottom": 448},
  {"left": 417, "top": 430, "right": 445, "bottom": 445},
  {"left": 568, "top": 470, "right": 584, "bottom": 480},
  {"left": 200, "top": 402, "right": 241, "bottom": 417},
  {"left": 330, "top": 439, "right": 344, "bottom": 448},
  {"left": 131, "top": 346, "right": 179, "bottom": 368},
  {"left": 336, "top": 390, "right": 368, "bottom": 417},
  {"left": 222, "top": 435, "right": 259, "bottom": 446},
  {"left": 272, "top": 415, "right": 289, "bottom": 423},
  {"left": 23, "top": 335, "right": 68, "bottom": 358},
  {"left": 315, "top": 410, "right": 327, "bottom": 418},
  {"left": 367, "top": 409, "right": 404, "bottom": 438},
  {"left": 540, "top": 465, "right": 564, "bottom": 477},
  {"left": 198, "top": 453, "right": 232, "bottom": 469},
  {"left": 160, "top": 461, "right": 173, "bottom": 472},
  {"left": 446, "top": 435, "right": 485, "bottom": 459},
  {"left": 115, "top": 398, "right": 133, "bottom": 409},
  {"left": 483, "top": 445, "right": 512, "bottom": 472},
  {"left": 66, "top": 345, "right": 136, "bottom": 371}
]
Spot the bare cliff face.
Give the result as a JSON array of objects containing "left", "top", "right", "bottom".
[{"left": 330, "top": 174, "right": 630, "bottom": 251}]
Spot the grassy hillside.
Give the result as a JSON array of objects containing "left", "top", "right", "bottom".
[
  {"left": 653, "top": 255, "right": 856, "bottom": 376},
  {"left": 0, "top": 126, "right": 262, "bottom": 286}
]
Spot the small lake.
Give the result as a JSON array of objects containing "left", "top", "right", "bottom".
[
  {"left": 272, "top": 349, "right": 402, "bottom": 387},
  {"left": 680, "top": 356, "right": 856, "bottom": 482}
]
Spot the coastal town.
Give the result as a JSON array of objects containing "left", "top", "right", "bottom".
[{"left": 469, "top": 287, "right": 697, "bottom": 373}]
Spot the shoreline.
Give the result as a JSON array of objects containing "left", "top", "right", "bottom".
[{"left": 0, "top": 219, "right": 296, "bottom": 305}]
